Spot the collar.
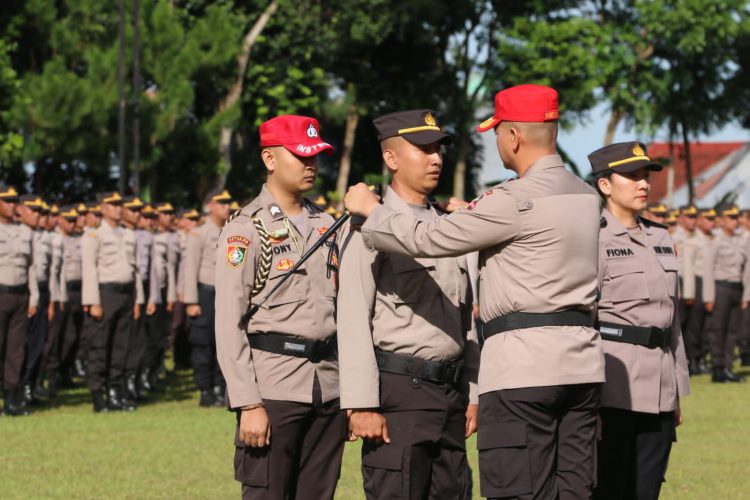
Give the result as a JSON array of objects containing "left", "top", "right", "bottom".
[
  {"left": 603, "top": 209, "right": 654, "bottom": 239},
  {"left": 524, "top": 154, "right": 564, "bottom": 177}
]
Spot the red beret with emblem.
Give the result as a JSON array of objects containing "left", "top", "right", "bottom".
[
  {"left": 259, "top": 115, "right": 334, "bottom": 157},
  {"left": 477, "top": 84, "right": 560, "bottom": 133}
]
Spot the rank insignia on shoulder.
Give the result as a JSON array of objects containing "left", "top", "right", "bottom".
[
  {"left": 276, "top": 258, "right": 294, "bottom": 271},
  {"left": 268, "top": 204, "right": 283, "bottom": 217}
]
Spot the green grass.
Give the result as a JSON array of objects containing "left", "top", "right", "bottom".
[{"left": 1, "top": 367, "right": 748, "bottom": 499}]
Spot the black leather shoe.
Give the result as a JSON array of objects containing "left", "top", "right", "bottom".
[
  {"left": 712, "top": 367, "right": 728, "bottom": 383},
  {"left": 126, "top": 374, "right": 141, "bottom": 401},
  {"left": 724, "top": 369, "right": 746, "bottom": 383},
  {"left": 199, "top": 390, "right": 216, "bottom": 407},
  {"left": 108, "top": 387, "right": 137, "bottom": 411},
  {"left": 32, "top": 381, "right": 50, "bottom": 401},
  {"left": 139, "top": 369, "right": 153, "bottom": 393},
  {"left": 5, "top": 387, "right": 31, "bottom": 416},
  {"left": 212, "top": 386, "right": 226, "bottom": 407},
  {"left": 92, "top": 389, "right": 110, "bottom": 413}
]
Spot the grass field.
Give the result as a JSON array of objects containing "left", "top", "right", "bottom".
[{"left": 1, "top": 366, "right": 748, "bottom": 499}]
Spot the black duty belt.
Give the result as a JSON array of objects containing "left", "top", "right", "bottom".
[
  {"left": 198, "top": 283, "right": 215, "bottom": 291},
  {"left": 597, "top": 321, "right": 672, "bottom": 349},
  {"left": 100, "top": 282, "right": 135, "bottom": 294},
  {"left": 481, "top": 310, "right": 593, "bottom": 341},
  {"left": 38, "top": 280, "right": 49, "bottom": 293},
  {"left": 66, "top": 280, "right": 82, "bottom": 292},
  {"left": 247, "top": 333, "right": 336, "bottom": 362},
  {"left": 375, "top": 348, "right": 463, "bottom": 385},
  {"left": 716, "top": 280, "right": 743, "bottom": 290},
  {"left": 0, "top": 284, "right": 27, "bottom": 294}
]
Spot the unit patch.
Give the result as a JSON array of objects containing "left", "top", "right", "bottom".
[{"left": 276, "top": 258, "right": 294, "bottom": 271}]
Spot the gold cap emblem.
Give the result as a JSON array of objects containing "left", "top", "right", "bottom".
[
  {"left": 424, "top": 113, "right": 437, "bottom": 127},
  {"left": 632, "top": 143, "right": 645, "bottom": 156}
]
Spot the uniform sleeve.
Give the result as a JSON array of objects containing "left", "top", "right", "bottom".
[
  {"left": 166, "top": 236, "right": 177, "bottom": 303},
  {"left": 214, "top": 220, "right": 262, "bottom": 408},
  {"left": 702, "top": 241, "right": 717, "bottom": 304},
  {"left": 81, "top": 233, "right": 101, "bottom": 305},
  {"left": 49, "top": 237, "right": 62, "bottom": 302},
  {"left": 336, "top": 230, "right": 381, "bottom": 409},
  {"left": 361, "top": 190, "right": 520, "bottom": 258},
  {"left": 670, "top": 296, "right": 691, "bottom": 397},
  {"left": 134, "top": 265, "right": 144, "bottom": 305},
  {"left": 27, "top": 234, "right": 39, "bottom": 308},
  {"left": 460, "top": 271, "right": 480, "bottom": 405},
  {"left": 148, "top": 243, "right": 161, "bottom": 305},
  {"left": 183, "top": 230, "right": 201, "bottom": 304},
  {"left": 682, "top": 240, "right": 696, "bottom": 300}
]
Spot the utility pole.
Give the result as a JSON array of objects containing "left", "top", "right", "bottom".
[
  {"left": 132, "top": 0, "right": 141, "bottom": 195},
  {"left": 117, "top": 0, "right": 127, "bottom": 193}
]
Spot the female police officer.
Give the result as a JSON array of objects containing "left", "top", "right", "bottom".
[{"left": 589, "top": 142, "right": 690, "bottom": 500}]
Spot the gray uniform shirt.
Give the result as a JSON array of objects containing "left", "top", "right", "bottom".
[
  {"left": 597, "top": 210, "right": 690, "bottom": 413},
  {"left": 0, "top": 221, "right": 38, "bottom": 306},
  {"left": 49, "top": 230, "right": 64, "bottom": 302},
  {"left": 149, "top": 230, "right": 176, "bottom": 304},
  {"left": 33, "top": 229, "right": 52, "bottom": 285},
  {"left": 135, "top": 228, "right": 154, "bottom": 285},
  {"left": 702, "top": 230, "right": 750, "bottom": 303},
  {"left": 81, "top": 221, "right": 144, "bottom": 306},
  {"left": 183, "top": 219, "right": 221, "bottom": 304},
  {"left": 59, "top": 233, "right": 82, "bottom": 303},
  {"left": 360, "top": 155, "right": 606, "bottom": 394},
  {"left": 337, "top": 188, "right": 480, "bottom": 409}
]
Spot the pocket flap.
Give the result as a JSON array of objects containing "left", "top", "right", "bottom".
[
  {"left": 362, "top": 443, "right": 403, "bottom": 470},
  {"left": 606, "top": 257, "right": 644, "bottom": 279},
  {"left": 477, "top": 422, "right": 527, "bottom": 450},
  {"left": 657, "top": 255, "right": 680, "bottom": 273}
]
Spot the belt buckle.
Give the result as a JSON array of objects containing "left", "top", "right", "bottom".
[
  {"left": 650, "top": 327, "right": 669, "bottom": 349},
  {"left": 445, "top": 360, "right": 463, "bottom": 384}
]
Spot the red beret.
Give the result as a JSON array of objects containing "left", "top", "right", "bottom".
[
  {"left": 477, "top": 84, "right": 560, "bottom": 133},
  {"left": 259, "top": 115, "right": 334, "bottom": 157}
]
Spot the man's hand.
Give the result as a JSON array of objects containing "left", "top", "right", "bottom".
[
  {"left": 465, "top": 404, "right": 478, "bottom": 437},
  {"left": 742, "top": 301, "right": 748, "bottom": 310},
  {"left": 705, "top": 302, "right": 714, "bottom": 313},
  {"left": 186, "top": 304, "right": 202, "bottom": 317},
  {"left": 348, "top": 410, "right": 391, "bottom": 443},
  {"left": 472, "top": 303, "right": 480, "bottom": 321},
  {"left": 133, "top": 304, "right": 141, "bottom": 320},
  {"left": 239, "top": 406, "right": 271, "bottom": 448},
  {"left": 166, "top": 302, "right": 175, "bottom": 313},
  {"left": 675, "top": 400, "right": 684, "bottom": 427},
  {"left": 89, "top": 304, "right": 103, "bottom": 320},
  {"left": 28, "top": 305, "right": 38, "bottom": 318},
  {"left": 48, "top": 302, "right": 56, "bottom": 321},
  {"left": 146, "top": 303, "right": 156, "bottom": 316},
  {"left": 445, "top": 197, "right": 469, "bottom": 213},
  {"left": 344, "top": 183, "right": 380, "bottom": 217}
]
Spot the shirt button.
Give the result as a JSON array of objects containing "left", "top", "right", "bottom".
[{"left": 411, "top": 377, "right": 421, "bottom": 387}]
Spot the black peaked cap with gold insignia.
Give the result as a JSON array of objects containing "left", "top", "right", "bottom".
[
  {"left": 588, "top": 141, "right": 663, "bottom": 176},
  {"left": 373, "top": 109, "right": 452, "bottom": 145},
  {"left": 96, "top": 191, "right": 123, "bottom": 205}
]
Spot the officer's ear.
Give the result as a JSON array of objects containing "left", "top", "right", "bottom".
[
  {"left": 260, "top": 148, "right": 276, "bottom": 173},
  {"left": 596, "top": 174, "right": 612, "bottom": 198}
]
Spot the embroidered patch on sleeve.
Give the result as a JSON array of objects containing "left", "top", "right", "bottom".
[{"left": 226, "top": 235, "right": 250, "bottom": 267}]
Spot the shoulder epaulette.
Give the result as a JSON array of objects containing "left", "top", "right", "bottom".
[
  {"left": 600, "top": 216, "right": 607, "bottom": 228},
  {"left": 640, "top": 216, "right": 667, "bottom": 230}
]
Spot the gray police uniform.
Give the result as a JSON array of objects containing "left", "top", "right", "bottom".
[{"left": 23, "top": 227, "right": 52, "bottom": 393}]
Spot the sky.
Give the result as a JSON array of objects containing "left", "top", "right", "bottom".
[{"left": 476, "top": 103, "right": 750, "bottom": 188}]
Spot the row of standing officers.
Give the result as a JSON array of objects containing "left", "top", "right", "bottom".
[
  {"left": 212, "top": 84, "right": 739, "bottom": 500},
  {"left": 0, "top": 187, "right": 241, "bottom": 414}
]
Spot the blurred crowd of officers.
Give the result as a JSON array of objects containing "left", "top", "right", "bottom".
[
  {"left": 0, "top": 186, "right": 251, "bottom": 415},
  {"left": 642, "top": 202, "right": 750, "bottom": 381}
]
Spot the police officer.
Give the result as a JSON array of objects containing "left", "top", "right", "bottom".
[
  {"left": 337, "top": 110, "right": 480, "bottom": 499},
  {"left": 682, "top": 208, "right": 717, "bottom": 374},
  {"left": 74, "top": 202, "right": 99, "bottom": 378},
  {"left": 185, "top": 193, "right": 231, "bottom": 406},
  {"left": 82, "top": 191, "right": 144, "bottom": 411},
  {"left": 643, "top": 202, "right": 669, "bottom": 224},
  {"left": 587, "top": 142, "right": 690, "bottom": 500},
  {"left": 345, "top": 84, "right": 605, "bottom": 499},
  {"left": 0, "top": 184, "right": 38, "bottom": 416},
  {"left": 41, "top": 203, "right": 65, "bottom": 395},
  {"left": 143, "top": 202, "right": 176, "bottom": 391},
  {"left": 172, "top": 208, "right": 199, "bottom": 370},
  {"left": 215, "top": 115, "right": 347, "bottom": 499},
  {"left": 740, "top": 208, "right": 750, "bottom": 366},
  {"left": 121, "top": 195, "right": 150, "bottom": 400},
  {"left": 702, "top": 203, "right": 750, "bottom": 383},
  {"left": 17, "top": 195, "right": 51, "bottom": 404}
]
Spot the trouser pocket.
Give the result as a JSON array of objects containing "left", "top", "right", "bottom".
[
  {"left": 478, "top": 421, "right": 532, "bottom": 498},
  {"left": 234, "top": 430, "right": 270, "bottom": 487},
  {"left": 361, "top": 441, "right": 404, "bottom": 499}
]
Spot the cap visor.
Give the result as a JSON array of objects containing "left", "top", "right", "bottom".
[
  {"left": 476, "top": 116, "right": 501, "bottom": 133},
  {"left": 613, "top": 160, "right": 663, "bottom": 174},
  {"left": 403, "top": 130, "right": 453, "bottom": 146},
  {"left": 284, "top": 141, "right": 334, "bottom": 158}
]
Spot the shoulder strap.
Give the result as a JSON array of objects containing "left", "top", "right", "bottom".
[{"left": 250, "top": 217, "right": 272, "bottom": 298}]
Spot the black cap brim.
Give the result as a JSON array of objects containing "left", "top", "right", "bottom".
[
  {"left": 610, "top": 160, "right": 663, "bottom": 174},
  {"left": 402, "top": 130, "right": 453, "bottom": 146}
]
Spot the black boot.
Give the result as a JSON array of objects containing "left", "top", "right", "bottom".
[
  {"left": 74, "top": 358, "right": 87, "bottom": 378},
  {"left": 5, "top": 387, "right": 31, "bottom": 416},
  {"left": 199, "top": 389, "right": 216, "bottom": 407},
  {"left": 126, "top": 374, "right": 141, "bottom": 401},
  {"left": 712, "top": 366, "right": 728, "bottom": 383},
  {"left": 108, "top": 387, "right": 136, "bottom": 411},
  {"left": 723, "top": 369, "right": 747, "bottom": 383},
  {"left": 92, "top": 389, "right": 109, "bottom": 413},
  {"left": 212, "top": 386, "right": 226, "bottom": 407},
  {"left": 139, "top": 369, "right": 153, "bottom": 393},
  {"left": 47, "top": 372, "right": 61, "bottom": 397},
  {"left": 32, "top": 380, "right": 50, "bottom": 401}
]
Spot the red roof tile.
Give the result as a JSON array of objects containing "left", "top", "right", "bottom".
[{"left": 647, "top": 142, "right": 745, "bottom": 203}]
